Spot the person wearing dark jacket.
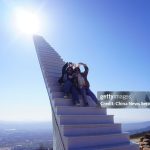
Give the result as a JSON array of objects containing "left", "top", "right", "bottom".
[
  {"left": 74, "top": 63, "right": 100, "bottom": 106},
  {"left": 58, "top": 62, "right": 80, "bottom": 106}
]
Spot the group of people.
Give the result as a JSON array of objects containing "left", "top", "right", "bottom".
[{"left": 58, "top": 62, "right": 100, "bottom": 107}]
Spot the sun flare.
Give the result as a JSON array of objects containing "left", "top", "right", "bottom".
[{"left": 14, "top": 8, "right": 40, "bottom": 35}]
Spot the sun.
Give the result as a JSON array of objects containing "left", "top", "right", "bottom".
[{"left": 14, "top": 8, "right": 40, "bottom": 35}]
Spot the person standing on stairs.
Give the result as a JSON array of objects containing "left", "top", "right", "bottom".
[
  {"left": 58, "top": 62, "right": 80, "bottom": 106},
  {"left": 73, "top": 62, "right": 101, "bottom": 107}
]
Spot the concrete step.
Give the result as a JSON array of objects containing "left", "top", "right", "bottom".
[
  {"left": 38, "top": 51, "right": 61, "bottom": 56},
  {"left": 70, "top": 142, "right": 139, "bottom": 150},
  {"left": 52, "top": 92, "right": 64, "bottom": 98},
  {"left": 42, "top": 65, "right": 62, "bottom": 72},
  {"left": 39, "top": 52, "right": 62, "bottom": 56},
  {"left": 64, "top": 133, "right": 129, "bottom": 149},
  {"left": 44, "top": 71, "right": 62, "bottom": 76},
  {"left": 44, "top": 77, "right": 59, "bottom": 82},
  {"left": 38, "top": 50, "right": 60, "bottom": 56},
  {"left": 39, "top": 57, "right": 64, "bottom": 63},
  {"left": 38, "top": 44, "right": 53, "bottom": 47},
  {"left": 40, "top": 53, "right": 62, "bottom": 59},
  {"left": 40, "top": 57, "right": 64, "bottom": 62},
  {"left": 41, "top": 61, "right": 64, "bottom": 66},
  {"left": 39, "top": 52, "right": 62, "bottom": 57},
  {"left": 53, "top": 98, "right": 74, "bottom": 106},
  {"left": 52, "top": 97, "right": 99, "bottom": 107},
  {"left": 45, "top": 76, "right": 59, "bottom": 81},
  {"left": 58, "top": 115, "right": 114, "bottom": 125},
  {"left": 38, "top": 48, "right": 61, "bottom": 51},
  {"left": 44, "top": 71, "right": 62, "bottom": 77},
  {"left": 56, "top": 106, "right": 106, "bottom": 115},
  {"left": 47, "top": 81, "right": 60, "bottom": 87},
  {"left": 42, "top": 64, "right": 64, "bottom": 68},
  {"left": 45, "top": 74, "right": 61, "bottom": 80},
  {"left": 42, "top": 63, "right": 62, "bottom": 69},
  {"left": 40, "top": 56, "right": 63, "bottom": 61},
  {"left": 51, "top": 92, "right": 65, "bottom": 98},
  {"left": 39, "top": 55, "right": 62, "bottom": 61},
  {"left": 45, "top": 73, "right": 61, "bottom": 79},
  {"left": 49, "top": 85, "right": 63, "bottom": 92},
  {"left": 61, "top": 123, "right": 121, "bottom": 136},
  {"left": 40, "top": 60, "right": 64, "bottom": 66},
  {"left": 42, "top": 66, "right": 62, "bottom": 73},
  {"left": 51, "top": 92, "right": 85, "bottom": 99}
]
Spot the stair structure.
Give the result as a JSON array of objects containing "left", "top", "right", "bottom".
[{"left": 33, "top": 35, "right": 139, "bottom": 150}]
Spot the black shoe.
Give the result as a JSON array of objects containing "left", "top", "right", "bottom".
[
  {"left": 96, "top": 102, "right": 101, "bottom": 108},
  {"left": 84, "top": 103, "right": 89, "bottom": 107},
  {"left": 64, "top": 95, "right": 68, "bottom": 99},
  {"left": 76, "top": 103, "right": 80, "bottom": 106}
]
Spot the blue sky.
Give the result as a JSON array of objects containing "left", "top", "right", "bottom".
[{"left": 0, "top": 0, "right": 150, "bottom": 122}]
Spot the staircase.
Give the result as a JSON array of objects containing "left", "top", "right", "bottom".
[{"left": 33, "top": 35, "right": 139, "bottom": 150}]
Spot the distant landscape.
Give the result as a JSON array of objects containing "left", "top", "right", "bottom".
[
  {"left": 0, "top": 121, "right": 150, "bottom": 149},
  {"left": 122, "top": 121, "right": 150, "bottom": 135},
  {"left": 0, "top": 122, "right": 53, "bottom": 150}
]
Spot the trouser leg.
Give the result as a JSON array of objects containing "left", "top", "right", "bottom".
[
  {"left": 71, "top": 86, "right": 80, "bottom": 104},
  {"left": 80, "top": 88, "right": 88, "bottom": 105},
  {"left": 86, "top": 88, "right": 99, "bottom": 104},
  {"left": 63, "top": 80, "right": 72, "bottom": 95}
]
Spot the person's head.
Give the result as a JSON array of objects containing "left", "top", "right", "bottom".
[
  {"left": 74, "top": 67, "right": 81, "bottom": 74},
  {"left": 66, "top": 67, "right": 73, "bottom": 74}
]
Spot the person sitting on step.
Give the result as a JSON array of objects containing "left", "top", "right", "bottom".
[
  {"left": 58, "top": 62, "right": 80, "bottom": 106},
  {"left": 73, "top": 62, "right": 101, "bottom": 107}
]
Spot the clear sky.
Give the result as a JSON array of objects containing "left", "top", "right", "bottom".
[{"left": 0, "top": 0, "right": 150, "bottom": 123}]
